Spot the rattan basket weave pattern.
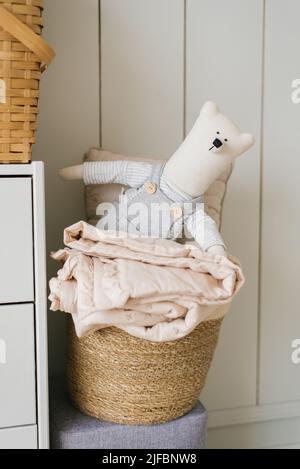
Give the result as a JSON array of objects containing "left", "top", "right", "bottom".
[
  {"left": 67, "top": 318, "right": 223, "bottom": 426},
  {"left": 0, "top": 1, "right": 54, "bottom": 163}
]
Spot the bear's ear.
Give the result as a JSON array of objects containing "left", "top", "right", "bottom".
[
  {"left": 200, "top": 101, "right": 219, "bottom": 118},
  {"left": 239, "top": 133, "right": 255, "bottom": 152}
]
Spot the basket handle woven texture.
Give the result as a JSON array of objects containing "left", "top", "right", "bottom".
[{"left": 0, "top": 5, "right": 55, "bottom": 70}]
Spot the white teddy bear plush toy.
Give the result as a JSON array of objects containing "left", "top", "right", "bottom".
[{"left": 60, "top": 101, "right": 254, "bottom": 256}]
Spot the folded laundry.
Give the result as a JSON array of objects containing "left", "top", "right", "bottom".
[{"left": 49, "top": 221, "right": 244, "bottom": 342}]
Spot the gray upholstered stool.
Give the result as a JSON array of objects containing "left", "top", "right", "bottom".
[{"left": 50, "top": 381, "right": 207, "bottom": 449}]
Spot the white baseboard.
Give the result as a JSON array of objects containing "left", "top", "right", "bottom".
[
  {"left": 207, "top": 400, "right": 300, "bottom": 428},
  {"left": 207, "top": 416, "right": 300, "bottom": 449},
  {"left": 270, "top": 443, "right": 300, "bottom": 449}
]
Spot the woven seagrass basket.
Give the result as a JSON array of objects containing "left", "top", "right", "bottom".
[
  {"left": 67, "top": 318, "right": 223, "bottom": 425},
  {"left": 0, "top": 1, "right": 55, "bottom": 163}
]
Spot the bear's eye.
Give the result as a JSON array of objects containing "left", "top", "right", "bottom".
[
  {"left": 216, "top": 131, "right": 220, "bottom": 135},
  {"left": 224, "top": 138, "right": 228, "bottom": 142}
]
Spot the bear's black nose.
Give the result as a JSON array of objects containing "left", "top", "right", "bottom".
[{"left": 213, "top": 138, "right": 223, "bottom": 148}]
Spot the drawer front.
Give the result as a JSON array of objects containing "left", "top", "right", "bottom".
[
  {"left": 0, "top": 178, "right": 34, "bottom": 303},
  {"left": 0, "top": 304, "right": 36, "bottom": 428},
  {"left": 0, "top": 426, "right": 37, "bottom": 449}
]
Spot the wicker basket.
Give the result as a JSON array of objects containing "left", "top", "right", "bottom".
[
  {"left": 0, "top": 2, "right": 55, "bottom": 163},
  {"left": 67, "top": 318, "right": 223, "bottom": 426}
]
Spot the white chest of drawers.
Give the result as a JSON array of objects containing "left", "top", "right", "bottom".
[{"left": 0, "top": 162, "right": 49, "bottom": 449}]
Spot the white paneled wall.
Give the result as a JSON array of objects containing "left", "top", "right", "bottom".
[
  {"left": 101, "top": 0, "right": 184, "bottom": 157},
  {"left": 99, "top": 0, "right": 300, "bottom": 448},
  {"left": 37, "top": 0, "right": 300, "bottom": 448},
  {"left": 260, "top": 0, "right": 300, "bottom": 404},
  {"left": 186, "top": 0, "right": 262, "bottom": 410}
]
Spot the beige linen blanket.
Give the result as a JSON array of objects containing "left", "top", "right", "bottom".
[{"left": 49, "top": 221, "right": 244, "bottom": 342}]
